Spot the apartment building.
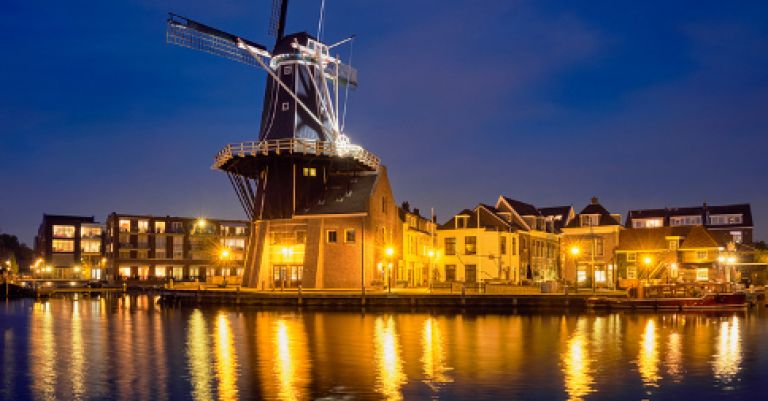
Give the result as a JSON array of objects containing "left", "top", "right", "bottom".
[
  {"left": 105, "top": 213, "right": 248, "bottom": 282},
  {"left": 34, "top": 214, "right": 105, "bottom": 280},
  {"left": 626, "top": 203, "right": 753, "bottom": 245}
]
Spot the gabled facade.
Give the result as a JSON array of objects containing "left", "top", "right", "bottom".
[
  {"left": 398, "top": 203, "right": 437, "bottom": 287},
  {"left": 494, "top": 196, "right": 561, "bottom": 282},
  {"left": 245, "top": 167, "right": 402, "bottom": 290},
  {"left": 560, "top": 197, "right": 623, "bottom": 288},
  {"left": 436, "top": 204, "right": 520, "bottom": 284},
  {"left": 615, "top": 225, "right": 729, "bottom": 285}
]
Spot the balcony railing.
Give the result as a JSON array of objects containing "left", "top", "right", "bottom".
[{"left": 213, "top": 138, "right": 380, "bottom": 171}]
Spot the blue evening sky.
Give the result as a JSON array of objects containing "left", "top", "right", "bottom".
[{"left": 1, "top": 0, "right": 767, "bottom": 244}]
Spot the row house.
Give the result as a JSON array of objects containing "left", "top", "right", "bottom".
[
  {"left": 614, "top": 225, "right": 729, "bottom": 285},
  {"left": 398, "top": 202, "right": 437, "bottom": 287},
  {"left": 105, "top": 213, "right": 249, "bottom": 283},
  {"left": 625, "top": 203, "right": 753, "bottom": 245},
  {"left": 34, "top": 214, "right": 105, "bottom": 280},
  {"left": 494, "top": 196, "right": 564, "bottom": 282},
  {"left": 561, "top": 197, "right": 623, "bottom": 288},
  {"left": 437, "top": 204, "right": 519, "bottom": 284}
]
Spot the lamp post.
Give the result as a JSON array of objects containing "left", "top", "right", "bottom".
[
  {"left": 570, "top": 246, "right": 581, "bottom": 292},
  {"left": 428, "top": 249, "right": 435, "bottom": 293},
  {"left": 385, "top": 246, "right": 394, "bottom": 294}
]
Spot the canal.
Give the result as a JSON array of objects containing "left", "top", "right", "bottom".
[{"left": 1, "top": 295, "right": 766, "bottom": 400}]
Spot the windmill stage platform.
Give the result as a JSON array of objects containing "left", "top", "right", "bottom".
[{"left": 213, "top": 138, "right": 381, "bottom": 172}]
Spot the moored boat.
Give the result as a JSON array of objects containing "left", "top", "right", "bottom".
[{"left": 588, "top": 292, "right": 747, "bottom": 312}]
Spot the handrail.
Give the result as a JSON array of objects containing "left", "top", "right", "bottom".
[{"left": 212, "top": 138, "right": 380, "bottom": 170}]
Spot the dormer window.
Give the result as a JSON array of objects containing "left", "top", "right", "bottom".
[
  {"left": 580, "top": 215, "right": 598, "bottom": 227},
  {"left": 456, "top": 215, "right": 469, "bottom": 229},
  {"left": 709, "top": 214, "right": 743, "bottom": 225}
]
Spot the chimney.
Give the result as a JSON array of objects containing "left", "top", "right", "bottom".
[
  {"left": 591, "top": 196, "right": 599, "bottom": 205},
  {"left": 401, "top": 201, "right": 410, "bottom": 212},
  {"left": 413, "top": 208, "right": 420, "bottom": 217}
]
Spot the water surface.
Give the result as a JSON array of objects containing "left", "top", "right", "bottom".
[{"left": 1, "top": 295, "right": 767, "bottom": 400}]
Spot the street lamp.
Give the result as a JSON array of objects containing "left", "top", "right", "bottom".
[
  {"left": 385, "top": 246, "right": 394, "bottom": 294},
  {"left": 569, "top": 246, "right": 581, "bottom": 291}
]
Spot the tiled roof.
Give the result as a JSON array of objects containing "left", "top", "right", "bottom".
[
  {"left": 617, "top": 225, "right": 722, "bottom": 251},
  {"left": 438, "top": 204, "right": 513, "bottom": 231},
  {"left": 538, "top": 206, "right": 572, "bottom": 232},
  {"left": 626, "top": 203, "right": 753, "bottom": 228},
  {"left": 501, "top": 196, "right": 541, "bottom": 217},
  {"left": 680, "top": 225, "right": 721, "bottom": 249},
  {"left": 297, "top": 173, "right": 377, "bottom": 215}
]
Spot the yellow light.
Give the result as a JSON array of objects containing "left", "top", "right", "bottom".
[
  {"left": 280, "top": 246, "right": 293, "bottom": 257},
  {"left": 570, "top": 246, "right": 580, "bottom": 256},
  {"left": 726, "top": 256, "right": 736, "bottom": 264},
  {"left": 73, "top": 266, "right": 81, "bottom": 273},
  {"left": 643, "top": 256, "right": 652, "bottom": 266},
  {"left": 196, "top": 218, "right": 207, "bottom": 228},
  {"left": 428, "top": 249, "right": 435, "bottom": 258},
  {"left": 718, "top": 255, "right": 726, "bottom": 263},
  {"left": 385, "top": 247, "right": 394, "bottom": 257},
  {"left": 220, "top": 249, "right": 231, "bottom": 259}
]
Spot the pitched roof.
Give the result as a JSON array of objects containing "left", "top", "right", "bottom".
[
  {"left": 617, "top": 227, "right": 688, "bottom": 251},
  {"left": 707, "top": 203, "right": 753, "bottom": 226},
  {"left": 438, "top": 204, "right": 513, "bottom": 231},
  {"left": 680, "top": 225, "right": 721, "bottom": 249},
  {"left": 500, "top": 196, "right": 540, "bottom": 217},
  {"left": 617, "top": 226, "right": 722, "bottom": 251},
  {"left": 538, "top": 206, "right": 572, "bottom": 231},
  {"left": 297, "top": 173, "right": 377, "bottom": 215}
]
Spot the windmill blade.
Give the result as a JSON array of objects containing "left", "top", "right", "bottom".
[
  {"left": 268, "top": 0, "right": 283, "bottom": 37},
  {"left": 166, "top": 13, "right": 271, "bottom": 68},
  {"left": 328, "top": 62, "right": 358, "bottom": 87}
]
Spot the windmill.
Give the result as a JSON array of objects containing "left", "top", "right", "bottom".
[{"left": 167, "top": 0, "right": 386, "bottom": 288}]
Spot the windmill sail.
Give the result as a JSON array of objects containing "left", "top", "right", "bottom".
[{"left": 166, "top": 14, "right": 270, "bottom": 68}]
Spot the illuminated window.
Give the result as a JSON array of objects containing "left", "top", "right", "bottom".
[
  {"left": 595, "top": 270, "right": 606, "bottom": 283},
  {"left": 118, "top": 267, "right": 131, "bottom": 278},
  {"left": 119, "top": 219, "right": 131, "bottom": 233},
  {"left": 222, "top": 238, "right": 245, "bottom": 250},
  {"left": 189, "top": 267, "right": 199, "bottom": 278},
  {"left": 577, "top": 270, "right": 587, "bottom": 282},
  {"left": 137, "top": 220, "right": 149, "bottom": 233},
  {"left": 172, "top": 267, "right": 183, "bottom": 280},
  {"left": 627, "top": 252, "right": 636, "bottom": 262},
  {"left": 81, "top": 240, "right": 100, "bottom": 253},
  {"left": 154, "top": 221, "right": 166, "bottom": 233},
  {"left": 696, "top": 268, "right": 709, "bottom": 281},
  {"left": 52, "top": 239, "right": 74, "bottom": 253},
  {"left": 445, "top": 238, "right": 456, "bottom": 255},
  {"left": 626, "top": 266, "right": 637, "bottom": 279},
  {"left": 52, "top": 225, "right": 75, "bottom": 238},
  {"left": 345, "top": 228, "right": 356, "bottom": 243},
  {"left": 326, "top": 230, "right": 337, "bottom": 243},
  {"left": 696, "top": 251, "right": 707, "bottom": 260},
  {"left": 155, "top": 267, "right": 166, "bottom": 277},
  {"left": 302, "top": 167, "right": 317, "bottom": 177},
  {"left": 730, "top": 231, "right": 743, "bottom": 244},
  {"left": 464, "top": 236, "right": 476, "bottom": 255},
  {"left": 81, "top": 225, "right": 101, "bottom": 238}
]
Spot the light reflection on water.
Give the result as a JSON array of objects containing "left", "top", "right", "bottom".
[
  {"left": 562, "top": 318, "right": 594, "bottom": 401},
  {"left": 374, "top": 316, "right": 407, "bottom": 401},
  {"left": 1, "top": 296, "right": 765, "bottom": 400}
]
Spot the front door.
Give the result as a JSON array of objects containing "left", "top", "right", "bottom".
[{"left": 273, "top": 265, "right": 303, "bottom": 288}]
